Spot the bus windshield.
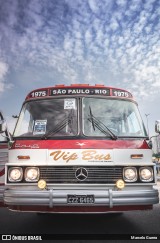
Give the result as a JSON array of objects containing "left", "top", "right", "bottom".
[
  {"left": 14, "top": 98, "right": 78, "bottom": 137},
  {"left": 13, "top": 97, "right": 147, "bottom": 138},
  {"left": 82, "top": 98, "right": 147, "bottom": 137}
]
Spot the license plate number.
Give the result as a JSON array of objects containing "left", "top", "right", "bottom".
[{"left": 67, "top": 195, "right": 94, "bottom": 204}]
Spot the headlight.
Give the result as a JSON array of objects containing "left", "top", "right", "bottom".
[
  {"left": 25, "top": 167, "right": 39, "bottom": 182},
  {"left": 123, "top": 167, "right": 137, "bottom": 182},
  {"left": 8, "top": 167, "right": 23, "bottom": 182},
  {"left": 139, "top": 167, "right": 153, "bottom": 182}
]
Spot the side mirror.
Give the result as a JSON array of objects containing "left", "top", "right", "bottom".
[
  {"left": 0, "top": 120, "right": 7, "bottom": 133},
  {"left": 0, "top": 111, "right": 12, "bottom": 143},
  {"left": 155, "top": 120, "right": 160, "bottom": 134}
]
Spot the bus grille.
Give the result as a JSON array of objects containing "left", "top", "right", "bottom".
[{"left": 39, "top": 166, "right": 123, "bottom": 184}]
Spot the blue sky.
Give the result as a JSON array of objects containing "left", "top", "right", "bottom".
[{"left": 0, "top": 0, "right": 160, "bottom": 135}]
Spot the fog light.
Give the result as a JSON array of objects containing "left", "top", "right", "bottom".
[
  {"left": 38, "top": 179, "right": 46, "bottom": 189},
  {"left": 116, "top": 179, "right": 125, "bottom": 189}
]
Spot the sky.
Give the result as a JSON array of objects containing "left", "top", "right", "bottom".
[{"left": 0, "top": 0, "right": 160, "bottom": 136}]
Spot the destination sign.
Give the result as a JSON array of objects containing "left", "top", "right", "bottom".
[
  {"left": 26, "top": 87, "right": 133, "bottom": 100},
  {"left": 50, "top": 88, "right": 110, "bottom": 96}
]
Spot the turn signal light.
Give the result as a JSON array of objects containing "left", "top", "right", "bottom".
[
  {"left": 17, "top": 156, "right": 30, "bottom": 160},
  {"left": 131, "top": 154, "right": 143, "bottom": 159}
]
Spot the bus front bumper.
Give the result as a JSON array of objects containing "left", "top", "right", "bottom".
[{"left": 4, "top": 188, "right": 159, "bottom": 208}]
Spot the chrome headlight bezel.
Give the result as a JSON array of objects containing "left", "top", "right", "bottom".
[
  {"left": 139, "top": 167, "right": 153, "bottom": 182},
  {"left": 123, "top": 167, "right": 137, "bottom": 182},
  {"left": 8, "top": 167, "right": 23, "bottom": 182},
  {"left": 24, "top": 167, "right": 40, "bottom": 182}
]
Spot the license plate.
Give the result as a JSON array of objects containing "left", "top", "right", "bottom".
[{"left": 67, "top": 195, "right": 94, "bottom": 204}]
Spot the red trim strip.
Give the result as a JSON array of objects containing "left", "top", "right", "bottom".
[
  {"left": 9, "top": 205, "right": 152, "bottom": 212},
  {"left": 12, "top": 139, "right": 149, "bottom": 150},
  {"left": 0, "top": 168, "right": 5, "bottom": 177}
]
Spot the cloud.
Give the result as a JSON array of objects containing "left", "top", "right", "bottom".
[
  {"left": 0, "top": 0, "right": 159, "bottom": 100},
  {"left": 0, "top": 61, "right": 12, "bottom": 93}
]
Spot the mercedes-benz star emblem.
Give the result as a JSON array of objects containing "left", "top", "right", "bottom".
[{"left": 75, "top": 167, "right": 88, "bottom": 181}]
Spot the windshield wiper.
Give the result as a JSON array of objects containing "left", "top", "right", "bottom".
[
  {"left": 88, "top": 106, "right": 117, "bottom": 140},
  {"left": 89, "top": 106, "right": 95, "bottom": 131},
  {"left": 41, "top": 110, "right": 74, "bottom": 139}
]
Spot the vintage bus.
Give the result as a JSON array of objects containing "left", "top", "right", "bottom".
[{"left": 0, "top": 84, "right": 159, "bottom": 213}]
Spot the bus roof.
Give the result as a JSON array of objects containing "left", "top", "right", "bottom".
[{"left": 25, "top": 84, "right": 134, "bottom": 101}]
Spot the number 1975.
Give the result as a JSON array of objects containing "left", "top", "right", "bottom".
[{"left": 31, "top": 91, "right": 47, "bottom": 97}]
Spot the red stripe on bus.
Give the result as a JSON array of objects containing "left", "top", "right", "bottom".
[
  {"left": 12, "top": 139, "right": 149, "bottom": 150},
  {"left": 0, "top": 168, "right": 5, "bottom": 176},
  {"left": 8, "top": 205, "right": 152, "bottom": 213}
]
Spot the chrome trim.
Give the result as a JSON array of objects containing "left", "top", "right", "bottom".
[
  {"left": 49, "top": 189, "right": 53, "bottom": 208},
  {"left": 4, "top": 188, "right": 159, "bottom": 207},
  {"left": 0, "top": 148, "right": 8, "bottom": 163},
  {"left": 0, "top": 186, "right": 5, "bottom": 203},
  {"left": 109, "top": 189, "right": 113, "bottom": 208}
]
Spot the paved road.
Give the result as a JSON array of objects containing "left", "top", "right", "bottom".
[{"left": 0, "top": 182, "right": 160, "bottom": 242}]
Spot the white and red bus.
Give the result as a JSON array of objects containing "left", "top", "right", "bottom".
[{"left": 0, "top": 84, "right": 159, "bottom": 213}]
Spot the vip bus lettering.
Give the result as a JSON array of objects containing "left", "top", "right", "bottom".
[
  {"left": 82, "top": 150, "right": 111, "bottom": 161},
  {"left": 50, "top": 150, "right": 111, "bottom": 163},
  {"left": 50, "top": 151, "right": 78, "bottom": 163}
]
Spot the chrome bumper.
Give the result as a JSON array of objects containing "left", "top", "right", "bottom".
[
  {"left": 0, "top": 187, "right": 5, "bottom": 203},
  {"left": 4, "top": 188, "right": 159, "bottom": 207}
]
